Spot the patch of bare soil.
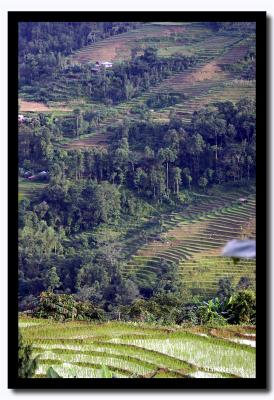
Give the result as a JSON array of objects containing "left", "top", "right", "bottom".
[
  {"left": 184, "top": 61, "right": 223, "bottom": 83},
  {"left": 75, "top": 41, "right": 129, "bottom": 63},
  {"left": 19, "top": 101, "right": 50, "bottom": 112},
  {"left": 72, "top": 25, "right": 186, "bottom": 64},
  {"left": 19, "top": 100, "right": 72, "bottom": 112}
]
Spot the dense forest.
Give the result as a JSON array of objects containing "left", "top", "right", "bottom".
[
  {"left": 18, "top": 21, "right": 256, "bottom": 328},
  {"left": 18, "top": 98, "right": 256, "bottom": 324}
]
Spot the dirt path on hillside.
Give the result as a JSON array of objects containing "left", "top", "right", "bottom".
[{"left": 19, "top": 101, "right": 50, "bottom": 112}]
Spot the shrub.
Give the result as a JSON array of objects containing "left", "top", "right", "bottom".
[
  {"left": 226, "top": 289, "right": 256, "bottom": 324},
  {"left": 33, "top": 291, "right": 105, "bottom": 321},
  {"left": 198, "top": 298, "right": 227, "bottom": 326},
  {"left": 18, "top": 330, "right": 38, "bottom": 378}
]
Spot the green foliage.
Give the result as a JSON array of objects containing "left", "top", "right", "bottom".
[
  {"left": 76, "top": 245, "right": 139, "bottom": 310},
  {"left": 146, "top": 93, "right": 184, "bottom": 110},
  {"left": 34, "top": 291, "right": 105, "bottom": 321},
  {"left": 198, "top": 176, "right": 208, "bottom": 192},
  {"left": 46, "top": 366, "right": 63, "bottom": 378},
  {"left": 217, "top": 278, "right": 235, "bottom": 301},
  {"left": 121, "top": 290, "right": 187, "bottom": 325},
  {"left": 18, "top": 330, "right": 38, "bottom": 378},
  {"left": 101, "top": 365, "right": 113, "bottom": 378},
  {"left": 42, "top": 179, "right": 121, "bottom": 233},
  {"left": 46, "top": 267, "right": 61, "bottom": 291},
  {"left": 198, "top": 298, "right": 227, "bottom": 326},
  {"left": 226, "top": 289, "right": 256, "bottom": 324},
  {"left": 221, "top": 52, "right": 256, "bottom": 80},
  {"left": 183, "top": 287, "right": 256, "bottom": 327},
  {"left": 130, "top": 103, "right": 150, "bottom": 119},
  {"left": 143, "top": 47, "right": 158, "bottom": 62},
  {"left": 21, "top": 47, "right": 196, "bottom": 103}
]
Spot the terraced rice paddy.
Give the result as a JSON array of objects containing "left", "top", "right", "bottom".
[
  {"left": 63, "top": 22, "right": 255, "bottom": 149},
  {"left": 70, "top": 24, "right": 190, "bottom": 64},
  {"left": 19, "top": 318, "right": 256, "bottom": 378},
  {"left": 124, "top": 187, "right": 256, "bottom": 295},
  {"left": 177, "top": 257, "right": 255, "bottom": 297}
]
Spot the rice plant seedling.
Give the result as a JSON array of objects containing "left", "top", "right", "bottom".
[
  {"left": 20, "top": 319, "right": 255, "bottom": 378},
  {"left": 116, "top": 336, "right": 255, "bottom": 378}
]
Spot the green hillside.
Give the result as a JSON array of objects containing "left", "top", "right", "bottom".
[{"left": 18, "top": 21, "right": 257, "bottom": 382}]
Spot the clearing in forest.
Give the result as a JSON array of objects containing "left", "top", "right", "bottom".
[{"left": 19, "top": 100, "right": 72, "bottom": 113}]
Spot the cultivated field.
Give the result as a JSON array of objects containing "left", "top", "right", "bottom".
[
  {"left": 62, "top": 22, "right": 255, "bottom": 149},
  {"left": 19, "top": 318, "right": 256, "bottom": 378},
  {"left": 70, "top": 24, "right": 189, "bottom": 64},
  {"left": 18, "top": 178, "right": 47, "bottom": 202},
  {"left": 19, "top": 100, "right": 73, "bottom": 113},
  {"left": 124, "top": 187, "right": 256, "bottom": 297}
]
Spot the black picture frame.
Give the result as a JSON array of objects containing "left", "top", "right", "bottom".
[{"left": 8, "top": 10, "right": 267, "bottom": 390}]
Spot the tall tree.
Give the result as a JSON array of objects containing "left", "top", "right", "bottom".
[
  {"left": 158, "top": 148, "right": 176, "bottom": 196},
  {"left": 46, "top": 266, "right": 61, "bottom": 291},
  {"left": 182, "top": 168, "right": 192, "bottom": 190},
  {"left": 73, "top": 108, "right": 83, "bottom": 137},
  {"left": 171, "top": 166, "right": 182, "bottom": 194}
]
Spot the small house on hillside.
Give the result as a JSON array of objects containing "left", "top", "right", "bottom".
[
  {"left": 38, "top": 171, "right": 49, "bottom": 180},
  {"left": 101, "top": 61, "right": 113, "bottom": 68},
  {"left": 95, "top": 61, "right": 112, "bottom": 68},
  {"left": 18, "top": 114, "right": 25, "bottom": 122},
  {"left": 28, "top": 171, "right": 49, "bottom": 181},
  {"left": 91, "top": 61, "right": 113, "bottom": 73},
  {"left": 38, "top": 171, "right": 48, "bottom": 176}
]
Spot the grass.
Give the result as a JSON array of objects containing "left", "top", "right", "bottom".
[
  {"left": 18, "top": 178, "right": 47, "bottom": 202},
  {"left": 20, "top": 318, "right": 255, "bottom": 378}
]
